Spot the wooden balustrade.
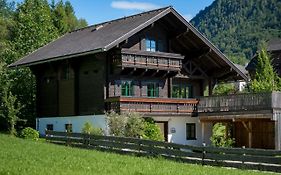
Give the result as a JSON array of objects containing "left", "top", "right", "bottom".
[
  {"left": 198, "top": 92, "right": 281, "bottom": 113},
  {"left": 105, "top": 96, "right": 198, "bottom": 115},
  {"left": 118, "top": 49, "right": 184, "bottom": 71}
]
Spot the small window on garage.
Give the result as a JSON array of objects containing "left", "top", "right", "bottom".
[
  {"left": 46, "top": 124, "right": 53, "bottom": 131},
  {"left": 186, "top": 123, "right": 196, "bottom": 140},
  {"left": 65, "top": 124, "right": 73, "bottom": 132}
]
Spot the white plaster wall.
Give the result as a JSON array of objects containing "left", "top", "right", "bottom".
[
  {"left": 153, "top": 116, "right": 212, "bottom": 146},
  {"left": 234, "top": 81, "right": 247, "bottom": 91},
  {"left": 36, "top": 115, "right": 107, "bottom": 135}
]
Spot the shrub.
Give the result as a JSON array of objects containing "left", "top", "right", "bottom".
[
  {"left": 81, "top": 122, "right": 103, "bottom": 135},
  {"left": 124, "top": 112, "right": 144, "bottom": 138},
  {"left": 20, "top": 127, "right": 39, "bottom": 140},
  {"left": 106, "top": 111, "right": 127, "bottom": 136},
  {"left": 142, "top": 118, "right": 164, "bottom": 141},
  {"left": 210, "top": 123, "right": 235, "bottom": 147},
  {"left": 213, "top": 83, "right": 235, "bottom": 95}
]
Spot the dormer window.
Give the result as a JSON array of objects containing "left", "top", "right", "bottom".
[{"left": 146, "top": 38, "right": 156, "bottom": 52}]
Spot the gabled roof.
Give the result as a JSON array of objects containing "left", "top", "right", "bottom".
[
  {"left": 268, "top": 38, "right": 281, "bottom": 52},
  {"left": 9, "top": 6, "right": 248, "bottom": 81},
  {"left": 10, "top": 7, "right": 171, "bottom": 67},
  {"left": 246, "top": 38, "right": 281, "bottom": 71}
]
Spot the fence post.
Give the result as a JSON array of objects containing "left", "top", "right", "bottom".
[
  {"left": 66, "top": 130, "right": 70, "bottom": 146},
  {"left": 138, "top": 139, "right": 142, "bottom": 156},
  {"left": 242, "top": 146, "right": 245, "bottom": 167},
  {"left": 45, "top": 129, "right": 48, "bottom": 141},
  {"left": 202, "top": 142, "right": 206, "bottom": 166}
]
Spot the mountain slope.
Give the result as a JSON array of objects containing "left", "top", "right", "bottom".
[{"left": 191, "top": 0, "right": 281, "bottom": 64}]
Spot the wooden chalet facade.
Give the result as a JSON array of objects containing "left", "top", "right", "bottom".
[{"left": 10, "top": 7, "right": 281, "bottom": 149}]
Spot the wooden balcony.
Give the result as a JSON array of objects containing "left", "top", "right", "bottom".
[
  {"left": 105, "top": 96, "right": 198, "bottom": 116},
  {"left": 198, "top": 92, "right": 281, "bottom": 118},
  {"left": 114, "top": 49, "right": 184, "bottom": 72}
]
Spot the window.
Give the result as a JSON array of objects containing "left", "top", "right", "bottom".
[
  {"left": 46, "top": 124, "right": 53, "bottom": 131},
  {"left": 172, "top": 84, "right": 193, "bottom": 98},
  {"left": 121, "top": 81, "right": 134, "bottom": 96},
  {"left": 146, "top": 38, "right": 156, "bottom": 52},
  {"left": 147, "top": 82, "right": 159, "bottom": 97},
  {"left": 186, "top": 123, "right": 196, "bottom": 140},
  {"left": 65, "top": 124, "right": 73, "bottom": 132}
]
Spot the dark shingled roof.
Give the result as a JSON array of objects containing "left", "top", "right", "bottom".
[
  {"left": 268, "top": 38, "right": 281, "bottom": 52},
  {"left": 10, "top": 7, "right": 171, "bottom": 67},
  {"left": 246, "top": 38, "right": 281, "bottom": 71},
  {"left": 9, "top": 6, "right": 248, "bottom": 81}
]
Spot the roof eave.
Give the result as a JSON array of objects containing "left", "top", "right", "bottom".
[{"left": 9, "top": 48, "right": 104, "bottom": 68}]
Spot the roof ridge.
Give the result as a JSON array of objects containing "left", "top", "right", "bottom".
[{"left": 70, "top": 6, "right": 172, "bottom": 33}]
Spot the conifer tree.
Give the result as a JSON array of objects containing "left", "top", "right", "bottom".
[{"left": 250, "top": 48, "right": 281, "bottom": 92}]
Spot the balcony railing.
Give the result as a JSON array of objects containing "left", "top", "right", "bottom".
[
  {"left": 105, "top": 96, "right": 198, "bottom": 115},
  {"left": 198, "top": 92, "right": 281, "bottom": 114},
  {"left": 116, "top": 49, "right": 184, "bottom": 72}
]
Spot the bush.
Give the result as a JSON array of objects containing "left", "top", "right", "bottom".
[
  {"left": 210, "top": 123, "right": 235, "bottom": 147},
  {"left": 107, "top": 112, "right": 164, "bottom": 141},
  {"left": 106, "top": 111, "right": 127, "bottom": 136},
  {"left": 213, "top": 83, "right": 235, "bottom": 95},
  {"left": 81, "top": 122, "right": 103, "bottom": 135},
  {"left": 20, "top": 127, "right": 39, "bottom": 140},
  {"left": 142, "top": 118, "right": 164, "bottom": 141},
  {"left": 124, "top": 112, "right": 144, "bottom": 138}
]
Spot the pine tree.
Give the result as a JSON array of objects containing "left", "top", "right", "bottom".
[
  {"left": 51, "top": 0, "right": 88, "bottom": 35},
  {"left": 52, "top": 0, "right": 68, "bottom": 35},
  {"left": 250, "top": 48, "right": 281, "bottom": 92}
]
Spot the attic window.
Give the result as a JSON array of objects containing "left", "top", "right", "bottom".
[{"left": 146, "top": 38, "right": 156, "bottom": 52}]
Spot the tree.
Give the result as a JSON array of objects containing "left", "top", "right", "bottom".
[
  {"left": 52, "top": 0, "right": 68, "bottom": 35},
  {"left": 0, "top": 63, "right": 23, "bottom": 135},
  {"left": 5, "top": 0, "right": 59, "bottom": 128},
  {"left": 250, "top": 48, "right": 281, "bottom": 92},
  {"left": 13, "top": 0, "right": 58, "bottom": 56},
  {"left": 51, "top": 0, "right": 88, "bottom": 35},
  {"left": 0, "top": 0, "right": 88, "bottom": 132}
]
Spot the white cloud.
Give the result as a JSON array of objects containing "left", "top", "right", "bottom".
[
  {"left": 183, "top": 14, "right": 193, "bottom": 21},
  {"left": 111, "top": 1, "right": 161, "bottom": 11}
]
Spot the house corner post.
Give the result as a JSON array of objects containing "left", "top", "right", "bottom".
[{"left": 274, "top": 113, "right": 281, "bottom": 150}]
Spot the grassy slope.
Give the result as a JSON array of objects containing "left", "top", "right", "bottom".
[{"left": 0, "top": 134, "right": 275, "bottom": 175}]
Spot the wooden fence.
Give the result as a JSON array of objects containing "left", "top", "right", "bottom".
[{"left": 45, "top": 131, "right": 281, "bottom": 173}]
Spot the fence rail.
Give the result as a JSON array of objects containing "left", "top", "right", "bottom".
[{"left": 45, "top": 131, "right": 281, "bottom": 173}]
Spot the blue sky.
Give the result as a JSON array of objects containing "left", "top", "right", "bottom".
[{"left": 13, "top": 0, "right": 214, "bottom": 25}]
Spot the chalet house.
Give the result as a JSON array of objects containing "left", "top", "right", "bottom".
[{"left": 10, "top": 7, "right": 281, "bottom": 149}]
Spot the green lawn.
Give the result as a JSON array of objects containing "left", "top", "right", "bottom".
[{"left": 0, "top": 134, "right": 276, "bottom": 175}]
